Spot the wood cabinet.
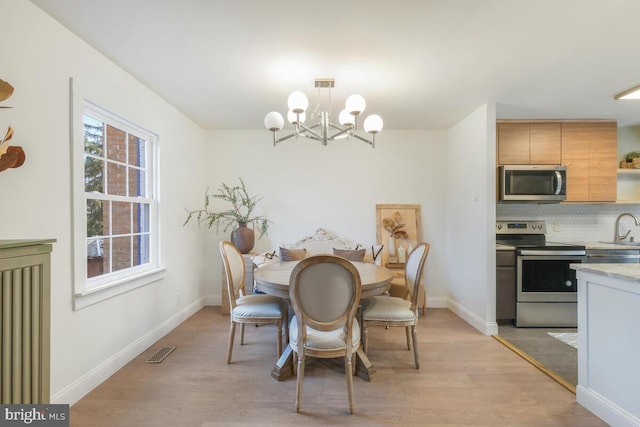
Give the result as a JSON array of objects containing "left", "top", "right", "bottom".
[
  {"left": 497, "top": 122, "right": 561, "bottom": 165},
  {"left": 221, "top": 254, "right": 255, "bottom": 315},
  {"left": 497, "top": 120, "right": 618, "bottom": 202},
  {"left": 496, "top": 249, "right": 516, "bottom": 322},
  {"left": 561, "top": 122, "right": 617, "bottom": 202}
]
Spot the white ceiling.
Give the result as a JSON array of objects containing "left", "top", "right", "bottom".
[{"left": 30, "top": 0, "right": 640, "bottom": 131}]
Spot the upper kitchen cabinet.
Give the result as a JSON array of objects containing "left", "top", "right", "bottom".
[
  {"left": 497, "top": 122, "right": 561, "bottom": 165},
  {"left": 561, "top": 121, "right": 617, "bottom": 202}
]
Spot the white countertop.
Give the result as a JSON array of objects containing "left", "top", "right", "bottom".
[
  {"left": 568, "top": 241, "right": 640, "bottom": 250},
  {"left": 496, "top": 241, "right": 640, "bottom": 250},
  {"left": 571, "top": 262, "right": 640, "bottom": 283},
  {"left": 496, "top": 243, "right": 515, "bottom": 250}
]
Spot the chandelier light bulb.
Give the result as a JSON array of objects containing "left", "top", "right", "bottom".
[
  {"left": 287, "top": 110, "right": 306, "bottom": 125},
  {"left": 345, "top": 94, "right": 366, "bottom": 115},
  {"left": 287, "top": 91, "right": 309, "bottom": 113},
  {"left": 363, "top": 114, "right": 383, "bottom": 134},
  {"left": 264, "top": 111, "right": 284, "bottom": 131},
  {"left": 338, "top": 109, "right": 355, "bottom": 126}
]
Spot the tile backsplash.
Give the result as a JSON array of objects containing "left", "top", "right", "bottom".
[{"left": 496, "top": 204, "right": 640, "bottom": 243}]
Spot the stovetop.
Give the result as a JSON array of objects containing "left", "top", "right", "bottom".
[{"left": 496, "top": 220, "right": 586, "bottom": 252}]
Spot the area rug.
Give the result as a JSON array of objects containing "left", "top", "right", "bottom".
[{"left": 547, "top": 332, "right": 578, "bottom": 349}]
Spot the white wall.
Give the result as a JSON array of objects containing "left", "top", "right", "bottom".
[
  {"left": 199, "top": 130, "right": 451, "bottom": 307},
  {"left": 0, "top": 1, "right": 208, "bottom": 404},
  {"left": 445, "top": 104, "right": 498, "bottom": 335}
]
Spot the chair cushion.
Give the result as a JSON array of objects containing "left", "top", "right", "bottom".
[
  {"left": 333, "top": 248, "right": 366, "bottom": 262},
  {"left": 361, "top": 295, "right": 415, "bottom": 322},
  {"left": 232, "top": 294, "right": 286, "bottom": 319},
  {"left": 289, "top": 316, "right": 361, "bottom": 352},
  {"left": 279, "top": 247, "right": 307, "bottom": 261}
]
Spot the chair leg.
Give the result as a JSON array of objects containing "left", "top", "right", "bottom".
[
  {"left": 295, "top": 353, "right": 305, "bottom": 413},
  {"left": 226, "top": 322, "right": 236, "bottom": 364},
  {"left": 240, "top": 323, "right": 245, "bottom": 345},
  {"left": 411, "top": 324, "right": 420, "bottom": 369},
  {"left": 362, "top": 323, "right": 369, "bottom": 354},
  {"left": 276, "top": 321, "right": 283, "bottom": 357},
  {"left": 345, "top": 352, "right": 355, "bottom": 414},
  {"left": 292, "top": 351, "right": 297, "bottom": 376},
  {"left": 405, "top": 326, "right": 411, "bottom": 350},
  {"left": 284, "top": 312, "right": 290, "bottom": 344},
  {"left": 351, "top": 351, "right": 357, "bottom": 376}
]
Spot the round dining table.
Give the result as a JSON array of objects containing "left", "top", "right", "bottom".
[{"left": 254, "top": 260, "right": 393, "bottom": 382}]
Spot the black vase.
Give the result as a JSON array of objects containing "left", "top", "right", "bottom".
[{"left": 231, "top": 222, "right": 255, "bottom": 254}]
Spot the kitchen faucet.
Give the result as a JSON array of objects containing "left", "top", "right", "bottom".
[{"left": 614, "top": 212, "right": 640, "bottom": 242}]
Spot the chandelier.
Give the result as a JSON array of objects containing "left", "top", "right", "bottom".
[{"left": 263, "top": 78, "right": 383, "bottom": 147}]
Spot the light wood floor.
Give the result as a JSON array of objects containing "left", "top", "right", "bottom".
[{"left": 69, "top": 307, "right": 605, "bottom": 426}]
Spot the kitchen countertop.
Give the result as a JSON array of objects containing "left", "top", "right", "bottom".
[
  {"left": 496, "top": 243, "right": 516, "bottom": 250},
  {"left": 495, "top": 241, "right": 640, "bottom": 250},
  {"left": 564, "top": 241, "right": 640, "bottom": 250},
  {"left": 571, "top": 262, "right": 640, "bottom": 283}
]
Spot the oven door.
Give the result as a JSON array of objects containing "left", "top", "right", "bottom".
[{"left": 517, "top": 254, "right": 584, "bottom": 302}]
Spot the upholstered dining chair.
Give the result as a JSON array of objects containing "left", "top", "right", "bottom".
[
  {"left": 288, "top": 255, "right": 362, "bottom": 414},
  {"left": 361, "top": 243, "right": 430, "bottom": 369},
  {"left": 219, "top": 241, "right": 288, "bottom": 364}
]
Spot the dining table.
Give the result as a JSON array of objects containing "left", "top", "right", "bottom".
[{"left": 253, "top": 260, "right": 393, "bottom": 381}]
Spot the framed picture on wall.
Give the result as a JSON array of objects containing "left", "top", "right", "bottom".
[{"left": 375, "top": 204, "right": 422, "bottom": 266}]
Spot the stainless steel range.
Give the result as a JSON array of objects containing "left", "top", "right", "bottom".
[{"left": 496, "top": 220, "right": 586, "bottom": 327}]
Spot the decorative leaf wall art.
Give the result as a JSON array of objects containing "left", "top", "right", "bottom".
[
  {"left": 0, "top": 79, "right": 14, "bottom": 104},
  {"left": 0, "top": 79, "right": 26, "bottom": 173}
]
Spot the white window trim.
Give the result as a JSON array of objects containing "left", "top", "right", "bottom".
[{"left": 70, "top": 77, "right": 165, "bottom": 309}]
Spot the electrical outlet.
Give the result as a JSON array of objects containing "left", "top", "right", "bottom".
[{"left": 553, "top": 222, "right": 560, "bottom": 232}]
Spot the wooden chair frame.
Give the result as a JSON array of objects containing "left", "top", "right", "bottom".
[
  {"left": 361, "top": 243, "right": 430, "bottom": 369},
  {"left": 288, "top": 255, "right": 362, "bottom": 414},
  {"left": 219, "top": 240, "right": 287, "bottom": 363}
]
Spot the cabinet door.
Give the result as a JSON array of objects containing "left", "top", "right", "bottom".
[
  {"left": 562, "top": 123, "right": 592, "bottom": 202},
  {"left": 588, "top": 122, "right": 617, "bottom": 202},
  {"left": 496, "top": 251, "right": 516, "bottom": 321},
  {"left": 562, "top": 122, "right": 617, "bottom": 202},
  {"left": 530, "top": 123, "right": 561, "bottom": 164},
  {"left": 496, "top": 266, "right": 516, "bottom": 320},
  {"left": 497, "top": 123, "right": 530, "bottom": 164}
]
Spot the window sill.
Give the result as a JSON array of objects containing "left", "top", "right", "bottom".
[{"left": 73, "top": 266, "right": 166, "bottom": 310}]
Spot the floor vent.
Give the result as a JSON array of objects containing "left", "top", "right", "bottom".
[{"left": 144, "top": 346, "right": 176, "bottom": 364}]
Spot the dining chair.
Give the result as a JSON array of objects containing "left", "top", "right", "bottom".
[
  {"left": 360, "top": 243, "right": 430, "bottom": 369},
  {"left": 288, "top": 255, "right": 362, "bottom": 414},
  {"left": 219, "top": 241, "right": 288, "bottom": 364}
]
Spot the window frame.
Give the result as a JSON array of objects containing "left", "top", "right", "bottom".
[{"left": 71, "top": 78, "right": 164, "bottom": 309}]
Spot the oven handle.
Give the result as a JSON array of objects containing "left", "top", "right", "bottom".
[
  {"left": 518, "top": 250, "right": 586, "bottom": 256},
  {"left": 586, "top": 254, "right": 640, "bottom": 259}
]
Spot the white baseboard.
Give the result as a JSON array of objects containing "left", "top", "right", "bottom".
[
  {"left": 447, "top": 299, "right": 499, "bottom": 336},
  {"left": 205, "top": 293, "right": 221, "bottom": 306},
  {"left": 577, "top": 385, "right": 640, "bottom": 427},
  {"left": 425, "top": 296, "right": 448, "bottom": 308},
  {"left": 53, "top": 297, "right": 205, "bottom": 406}
]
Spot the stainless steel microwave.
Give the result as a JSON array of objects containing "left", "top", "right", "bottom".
[{"left": 498, "top": 165, "right": 567, "bottom": 203}]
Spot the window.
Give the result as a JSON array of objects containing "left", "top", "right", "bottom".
[{"left": 72, "top": 98, "right": 163, "bottom": 308}]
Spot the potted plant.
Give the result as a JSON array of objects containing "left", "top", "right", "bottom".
[
  {"left": 184, "top": 178, "right": 269, "bottom": 253},
  {"left": 623, "top": 150, "right": 640, "bottom": 168}
]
